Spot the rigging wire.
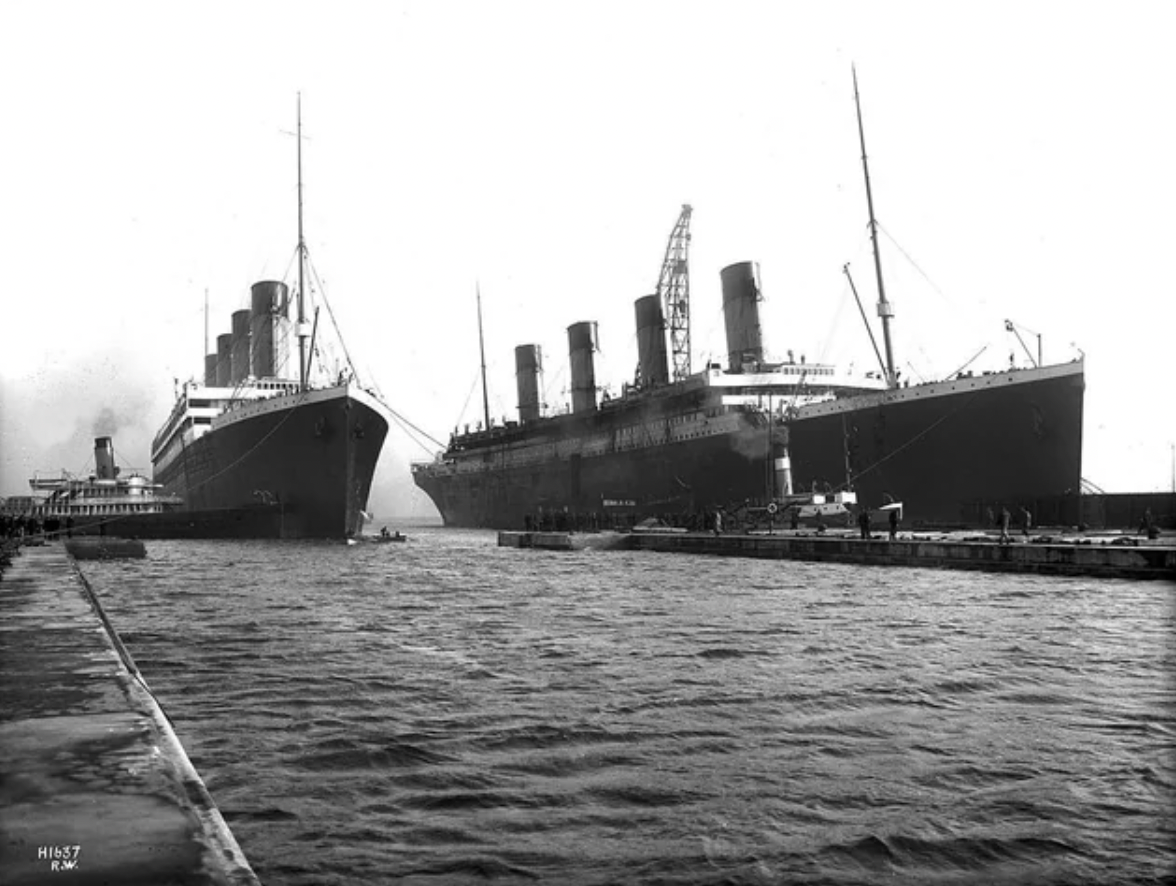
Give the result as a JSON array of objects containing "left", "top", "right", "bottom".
[
  {"left": 294, "top": 244, "right": 453, "bottom": 453},
  {"left": 874, "top": 222, "right": 1006, "bottom": 380},
  {"left": 877, "top": 223, "right": 951, "bottom": 302},
  {"left": 820, "top": 227, "right": 875, "bottom": 368},
  {"left": 304, "top": 253, "right": 358, "bottom": 383},
  {"left": 282, "top": 246, "right": 298, "bottom": 289},
  {"left": 542, "top": 362, "right": 568, "bottom": 413},
  {"left": 455, "top": 371, "right": 481, "bottom": 430},
  {"left": 360, "top": 385, "right": 447, "bottom": 452},
  {"left": 815, "top": 277, "right": 852, "bottom": 368},
  {"left": 387, "top": 409, "right": 444, "bottom": 456},
  {"left": 351, "top": 373, "right": 446, "bottom": 454},
  {"left": 946, "top": 345, "right": 989, "bottom": 380}
]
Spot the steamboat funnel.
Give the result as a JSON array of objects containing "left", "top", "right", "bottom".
[
  {"left": 634, "top": 295, "right": 669, "bottom": 387},
  {"left": 720, "top": 261, "right": 764, "bottom": 372},
  {"left": 515, "top": 344, "right": 543, "bottom": 423},
  {"left": 567, "top": 322, "right": 599, "bottom": 414}
]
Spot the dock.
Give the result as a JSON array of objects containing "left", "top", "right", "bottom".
[
  {"left": 0, "top": 540, "right": 260, "bottom": 885},
  {"left": 498, "top": 530, "right": 630, "bottom": 551},
  {"left": 499, "top": 529, "right": 1176, "bottom": 580}
]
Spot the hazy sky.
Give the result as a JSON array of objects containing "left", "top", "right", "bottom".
[{"left": 2, "top": 1, "right": 1174, "bottom": 516}]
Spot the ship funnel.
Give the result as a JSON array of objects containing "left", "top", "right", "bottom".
[
  {"left": 216, "top": 333, "right": 232, "bottom": 386},
  {"left": 94, "top": 436, "right": 117, "bottom": 480},
  {"left": 230, "top": 309, "right": 252, "bottom": 384},
  {"left": 567, "top": 321, "right": 599, "bottom": 414},
  {"left": 204, "top": 353, "right": 218, "bottom": 387},
  {"left": 250, "top": 281, "right": 290, "bottom": 379},
  {"left": 634, "top": 295, "right": 669, "bottom": 387},
  {"left": 515, "top": 344, "right": 543, "bottom": 423},
  {"left": 720, "top": 261, "right": 764, "bottom": 372}
]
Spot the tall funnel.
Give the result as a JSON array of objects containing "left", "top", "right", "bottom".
[
  {"left": 250, "top": 281, "right": 290, "bottom": 379},
  {"left": 567, "top": 322, "right": 598, "bottom": 414},
  {"left": 204, "top": 353, "right": 218, "bottom": 386},
  {"left": 634, "top": 294, "right": 669, "bottom": 387},
  {"left": 720, "top": 261, "right": 764, "bottom": 371},
  {"left": 94, "top": 437, "right": 116, "bottom": 480},
  {"left": 216, "top": 333, "right": 232, "bottom": 386},
  {"left": 515, "top": 344, "right": 543, "bottom": 423},
  {"left": 230, "top": 309, "right": 252, "bottom": 384}
]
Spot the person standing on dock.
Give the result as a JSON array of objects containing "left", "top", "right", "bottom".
[
  {"left": 888, "top": 508, "right": 899, "bottom": 541},
  {"left": 998, "top": 506, "right": 1011, "bottom": 545},
  {"left": 1020, "top": 506, "right": 1033, "bottom": 537},
  {"left": 858, "top": 507, "right": 871, "bottom": 540},
  {"left": 712, "top": 509, "right": 723, "bottom": 536},
  {"left": 1140, "top": 508, "right": 1158, "bottom": 540}
]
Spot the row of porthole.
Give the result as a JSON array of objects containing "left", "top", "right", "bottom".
[
  {"left": 452, "top": 420, "right": 720, "bottom": 468},
  {"left": 804, "top": 373, "right": 1018, "bottom": 417},
  {"left": 488, "top": 424, "right": 718, "bottom": 462}
]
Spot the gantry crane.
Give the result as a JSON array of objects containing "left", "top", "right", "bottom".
[{"left": 657, "top": 204, "right": 693, "bottom": 382}]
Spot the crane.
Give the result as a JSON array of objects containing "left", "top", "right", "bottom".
[
  {"left": 1004, "top": 318, "right": 1042, "bottom": 368},
  {"left": 657, "top": 204, "right": 693, "bottom": 382}
]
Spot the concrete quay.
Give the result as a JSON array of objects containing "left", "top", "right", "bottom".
[
  {"left": 498, "top": 530, "right": 629, "bottom": 551},
  {"left": 627, "top": 530, "right": 1176, "bottom": 580},
  {"left": 499, "top": 529, "right": 1176, "bottom": 580},
  {"left": 0, "top": 541, "right": 259, "bottom": 885}
]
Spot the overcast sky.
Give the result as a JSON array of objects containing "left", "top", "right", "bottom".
[{"left": 2, "top": 1, "right": 1174, "bottom": 515}]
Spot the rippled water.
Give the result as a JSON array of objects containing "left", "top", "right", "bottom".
[{"left": 82, "top": 527, "right": 1175, "bottom": 885}]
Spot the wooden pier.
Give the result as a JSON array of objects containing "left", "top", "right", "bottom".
[
  {"left": 0, "top": 540, "right": 259, "bottom": 885},
  {"left": 498, "top": 530, "right": 630, "bottom": 551},
  {"left": 499, "top": 529, "right": 1176, "bottom": 580}
]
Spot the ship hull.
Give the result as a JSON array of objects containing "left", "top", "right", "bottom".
[
  {"left": 47, "top": 506, "right": 287, "bottom": 540},
  {"left": 788, "top": 362, "right": 1084, "bottom": 526},
  {"left": 413, "top": 363, "right": 1084, "bottom": 530},
  {"left": 152, "top": 386, "right": 388, "bottom": 539}
]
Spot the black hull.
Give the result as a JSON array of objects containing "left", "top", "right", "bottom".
[
  {"left": 789, "top": 368, "right": 1084, "bottom": 527},
  {"left": 153, "top": 388, "right": 388, "bottom": 539},
  {"left": 57, "top": 506, "right": 288, "bottom": 540},
  {"left": 413, "top": 364, "right": 1084, "bottom": 530}
]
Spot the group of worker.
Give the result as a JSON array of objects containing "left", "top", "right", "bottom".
[
  {"left": 991, "top": 505, "right": 1034, "bottom": 545},
  {"left": 856, "top": 506, "right": 900, "bottom": 541},
  {"left": 703, "top": 502, "right": 1165, "bottom": 541},
  {"left": 707, "top": 505, "right": 903, "bottom": 540},
  {"left": 1, "top": 514, "right": 73, "bottom": 539}
]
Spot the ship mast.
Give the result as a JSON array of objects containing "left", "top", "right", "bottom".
[
  {"left": 853, "top": 67, "right": 897, "bottom": 389},
  {"left": 296, "top": 93, "right": 309, "bottom": 392},
  {"left": 203, "top": 287, "right": 209, "bottom": 372},
  {"left": 477, "top": 283, "right": 491, "bottom": 431}
]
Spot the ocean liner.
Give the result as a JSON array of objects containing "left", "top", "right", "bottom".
[
  {"left": 149, "top": 102, "right": 388, "bottom": 539},
  {"left": 412, "top": 75, "right": 1084, "bottom": 530}
]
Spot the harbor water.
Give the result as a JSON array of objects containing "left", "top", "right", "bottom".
[{"left": 81, "top": 528, "right": 1175, "bottom": 885}]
